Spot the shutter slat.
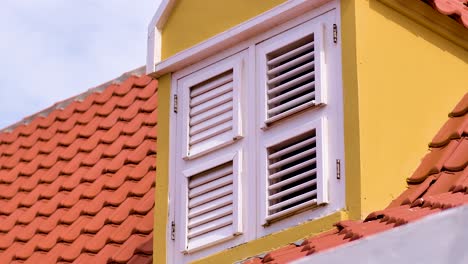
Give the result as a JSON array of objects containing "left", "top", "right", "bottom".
[
  {"left": 188, "top": 214, "right": 233, "bottom": 239},
  {"left": 267, "top": 72, "right": 315, "bottom": 96},
  {"left": 188, "top": 184, "right": 233, "bottom": 208},
  {"left": 269, "top": 180, "right": 317, "bottom": 201},
  {"left": 267, "top": 42, "right": 314, "bottom": 66},
  {"left": 189, "top": 166, "right": 233, "bottom": 189},
  {"left": 190, "top": 111, "right": 233, "bottom": 136},
  {"left": 190, "top": 102, "right": 233, "bottom": 126},
  {"left": 269, "top": 137, "right": 316, "bottom": 160},
  {"left": 188, "top": 194, "right": 233, "bottom": 219},
  {"left": 266, "top": 200, "right": 317, "bottom": 222},
  {"left": 266, "top": 101, "right": 317, "bottom": 125},
  {"left": 269, "top": 158, "right": 316, "bottom": 180},
  {"left": 189, "top": 121, "right": 232, "bottom": 146},
  {"left": 191, "top": 72, "right": 233, "bottom": 97},
  {"left": 190, "top": 82, "right": 233, "bottom": 107},
  {"left": 187, "top": 225, "right": 233, "bottom": 250},
  {"left": 188, "top": 204, "right": 233, "bottom": 229},
  {"left": 269, "top": 169, "right": 317, "bottom": 191},
  {"left": 267, "top": 51, "right": 314, "bottom": 76},
  {"left": 189, "top": 174, "right": 233, "bottom": 198},
  {"left": 267, "top": 61, "right": 314, "bottom": 87},
  {"left": 269, "top": 148, "right": 316, "bottom": 170},
  {"left": 190, "top": 91, "right": 233, "bottom": 117},
  {"left": 267, "top": 89, "right": 315, "bottom": 116},
  {"left": 268, "top": 82, "right": 315, "bottom": 105},
  {"left": 268, "top": 190, "right": 317, "bottom": 212}
]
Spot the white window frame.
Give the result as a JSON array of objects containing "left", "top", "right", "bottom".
[{"left": 166, "top": 1, "right": 344, "bottom": 263}]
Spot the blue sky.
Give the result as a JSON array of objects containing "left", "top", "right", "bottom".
[{"left": 0, "top": 0, "right": 160, "bottom": 129}]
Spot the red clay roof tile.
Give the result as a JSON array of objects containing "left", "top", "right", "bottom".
[
  {"left": 242, "top": 92, "right": 468, "bottom": 264},
  {"left": 0, "top": 74, "right": 156, "bottom": 263},
  {"left": 427, "top": 0, "right": 468, "bottom": 28}
]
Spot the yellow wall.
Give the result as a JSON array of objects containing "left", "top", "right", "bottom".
[
  {"left": 154, "top": 73, "right": 171, "bottom": 264},
  {"left": 161, "top": 0, "right": 286, "bottom": 59},
  {"left": 353, "top": 0, "right": 468, "bottom": 217}
]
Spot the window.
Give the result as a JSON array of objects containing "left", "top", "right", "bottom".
[{"left": 168, "top": 6, "right": 343, "bottom": 263}]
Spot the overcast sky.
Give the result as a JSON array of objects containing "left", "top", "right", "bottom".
[{"left": 0, "top": 0, "right": 160, "bottom": 129}]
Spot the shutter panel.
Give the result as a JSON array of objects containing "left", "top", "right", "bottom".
[
  {"left": 265, "top": 129, "right": 320, "bottom": 223},
  {"left": 178, "top": 52, "right": 244, "bottom": 159},
  {"left": 189, "top": 70, "right": 234, "bottom": 154},
  {"left": 257, "top": 22, "right": 325, "bottom": 127},
  {"left": 183, "top": 159, "right": 241, "bottom": 252},
  {"left": 266, "top": 34, "right": 317, "bottom": 125}
]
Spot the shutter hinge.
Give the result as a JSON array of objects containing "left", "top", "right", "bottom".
[
  {"left": 171, "top": 221, "right": 176, "bottom": 240},
  {"left": 333, "top": 24, "right": 338, "bottom": 44},
  {"left": 173, "top": 94, "right": 178, "bottom": 113},
  {"left": 336, "top": 159, "right": 341, "bottom": 179}
]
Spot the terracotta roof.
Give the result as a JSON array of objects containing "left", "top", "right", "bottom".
[
  {"left": 242, "top": 92, "right": 468, "bottom": 264},
  {"left": 0, "top": 74, "right": 157, "bottom": 263},
  {"left": 424, "top": 0, "right": 468, "bottom": 28}
]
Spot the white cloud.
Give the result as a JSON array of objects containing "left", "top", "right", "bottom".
[{"left": 0, "top": 0, "right": 160, "bottom": 129}]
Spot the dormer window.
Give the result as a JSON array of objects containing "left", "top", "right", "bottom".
[{"left": 168, "top": 5, "right": 344, "bottom": 263}]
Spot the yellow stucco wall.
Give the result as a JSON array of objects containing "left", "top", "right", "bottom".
[
  {"left": 154, "top": 0, "right": 468, "bottom": 263},
  {"left": 353, "top": 0, "right": 468, "bottom": 217},
  {"left": 161, "top": 0, "right": 287, "bottom": 59},
  {"left": 154, "top": 73, "right": 171, "bottom": 264}
]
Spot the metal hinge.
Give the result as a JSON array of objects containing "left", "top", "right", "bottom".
[
  {"left": 333, "top": 24, "right": 338, "bottom": 44},
  {"left": 336, "top": 159, "right": 341, "bottom": 179},
  {"left": 173, "top": 94, "right": 178, "bottom": 113},
  {"left": 171, "top": 221, "right": 176, "bottom": 240}
]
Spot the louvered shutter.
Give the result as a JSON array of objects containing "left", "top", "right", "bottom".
[
  {"left": 266, "top": 128, "right": 319, "bottom": 222},
  {"left": 181, "top": 154, "right": 242, "bottom": 253},
  {"left": 257, "top": 21, "right": 325, "bottom": 126},
  {"left": 261, "top": 118, "right": 327, "bottom": 224},
  {"left": 179, "top": 54, "right": 243, "bottom": 159}
]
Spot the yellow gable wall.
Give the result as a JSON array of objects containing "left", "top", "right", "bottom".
[
  {"left": 161, "top": 0, "right": 287, "bottom": 59},
  {"left": 352, "top": 0, "right": 468, "bottom": 217}
]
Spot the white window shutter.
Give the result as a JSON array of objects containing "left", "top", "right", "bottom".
[
  {"left": 261, "top": 118, "right": 328, "bottom": 225},
  {"left": 257, "top": 20, "right": 325, "bottom": 127},
  {"left": 178, "top": 54, "right": 244, "bottom": 159},
  {"left": 180, "top": 153, "right": 242, "bottom": 253}
]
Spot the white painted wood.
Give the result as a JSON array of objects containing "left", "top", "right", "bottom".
[
  {"left": 146, "top": 0, "right": 176, "bottom": 72},
  {"left": 177, "top": 52, "right": 246, "bottom": 159},
  {"left": 257, "top": 8, "right": 344, "bottom": 236}
]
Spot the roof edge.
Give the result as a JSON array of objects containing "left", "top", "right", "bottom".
[
  {"left": 293, "top": 205, "right": 468, "bottom": 264},
  {"left": 0, "top": 66, "right": 146, "bottom": 133},
  {"left": 378, "top": 0, "right": 468, "bottom": 50}
]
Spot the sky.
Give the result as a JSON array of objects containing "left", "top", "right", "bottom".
[{"left": 0, "top": 0, "right": 161, "bottom": 130}]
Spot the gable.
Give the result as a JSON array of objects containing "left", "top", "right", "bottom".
[{"left": 161, "top": 0, "right": 287, "bottom": 59}]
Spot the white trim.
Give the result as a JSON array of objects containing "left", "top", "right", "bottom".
[
  {"left": 146, "top": 0, "right": 177, "bottom": 72},
  {"left": 148, "top": 0, "right": 335, "bottom": 77}
]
